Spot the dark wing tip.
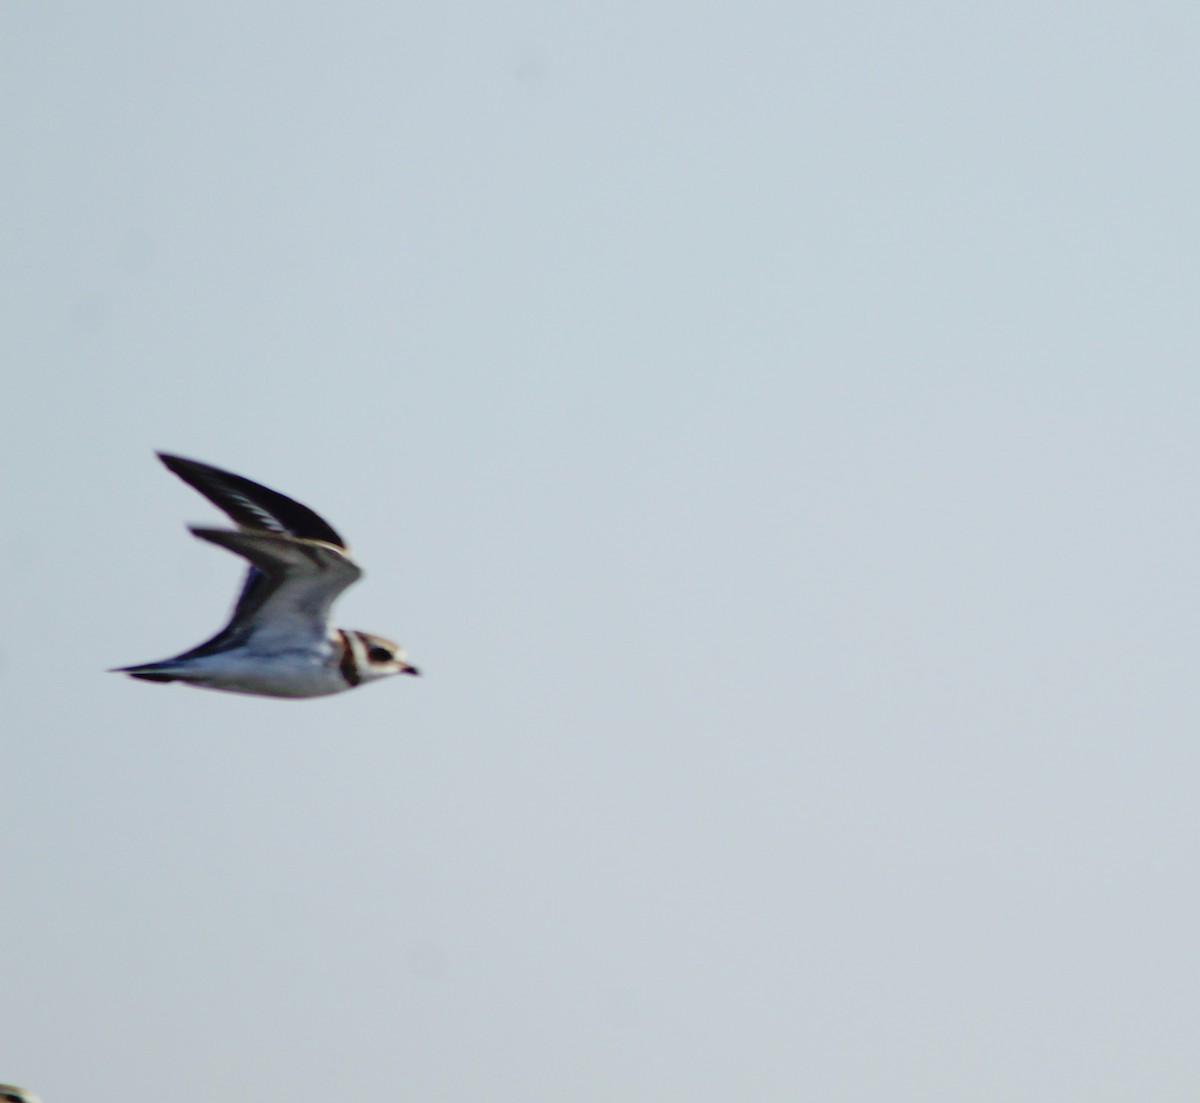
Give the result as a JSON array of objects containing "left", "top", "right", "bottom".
[{"left": 154, "top": 452, "right": 347, "bottom": 548}]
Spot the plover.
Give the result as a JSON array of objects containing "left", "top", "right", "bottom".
[{"left": 113, "top": 454, "right": 419, "bottom": 698}]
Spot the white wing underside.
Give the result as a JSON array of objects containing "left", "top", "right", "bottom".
[{"left": 190, "top": 527, "right": 362, "bottom": 648}]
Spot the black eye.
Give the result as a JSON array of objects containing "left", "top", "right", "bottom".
[{"left": 367, "top": 646, "right": 393, "bottom": 663}]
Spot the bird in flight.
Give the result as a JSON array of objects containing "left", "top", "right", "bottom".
[
  {"left": 0, "top": 1087, "right": 42, "bottom": 1103},
  {"left": 113, "top": 454, "right": 420, "bottom": 698}
]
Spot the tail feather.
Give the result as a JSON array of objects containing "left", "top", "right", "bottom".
[{"left": 110, "top": 661, "right": 184, "bottom": 683}]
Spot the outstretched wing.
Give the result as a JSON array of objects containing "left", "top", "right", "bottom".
[
  {"left": 157, "top": 453, "right": 346, "bottom": 545},
  {"left": 157, "top": 454, "right": 356, "bottom": 657},
  {"left": 178, "top": 529, "right": 362, "bottom": 655}
]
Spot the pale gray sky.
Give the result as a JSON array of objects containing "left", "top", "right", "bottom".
[{"left": 4, "top": 2, "right": 1200, "bottom": 1100}]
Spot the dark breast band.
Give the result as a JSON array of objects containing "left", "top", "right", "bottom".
[{"left": 337, "top": 629, "right": 360, "bottom": 686}]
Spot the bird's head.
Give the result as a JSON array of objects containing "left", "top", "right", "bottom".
[{"left": 343, "top": 630, "right": 420, "bottom": 685}]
